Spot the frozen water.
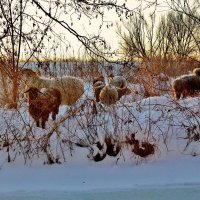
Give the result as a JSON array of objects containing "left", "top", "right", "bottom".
[{"left": 1, "top": 185, "right": 200, "bottom": 200}]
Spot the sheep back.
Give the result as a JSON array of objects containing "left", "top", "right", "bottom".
[
  {"left": 52, "top": 76, "right": 84, "bottom": 105},
  {"left": 22, "top": 69, "right": 84, "bottom": 105},
  {"left": 21, "top": 68, "right": 39, "bottom": 79},
  {"left": 99, "top": 85, "right": 118, "bottom": 105}
]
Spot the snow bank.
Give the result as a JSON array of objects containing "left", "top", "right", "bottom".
[{"left": 0, "top": 94, "right": 200, "bottom": 192}]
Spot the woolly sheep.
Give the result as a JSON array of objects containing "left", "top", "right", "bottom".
[
  {"left": 25, "top": 87, "right": 61, "bottom": 129},
  {"left": 99, "top": 85, "right": 118, "bottom": 106},
  {"left": 21, "top": 68, "right": 84, "bottom": 105},
  {"left": 172, "top": 75, "right": 200, "bottom": 100}
]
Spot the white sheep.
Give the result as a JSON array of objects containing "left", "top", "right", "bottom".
[{"left": 21, "top": 68, "right": 84, "bottom": 105}]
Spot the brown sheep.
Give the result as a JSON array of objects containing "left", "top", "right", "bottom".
[
  {"left": 25, "top": 87, "right": 61, "bottom": 129},
  {"left": 172, "top": 75, "right": 200, "bottom": 100},
  {"left": 99, "top": 85, "right": 118, "bottom": 106}
]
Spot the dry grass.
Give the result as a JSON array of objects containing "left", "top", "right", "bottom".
[
  {"left": 0, "top": 56, "right": 14, "bottom": 107},
  {"left": 124, "top": 57, "right": 200, "bottom": 98}
]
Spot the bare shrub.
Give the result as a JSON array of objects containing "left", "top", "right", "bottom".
[{"left": 0, "top": 57, "right": 14, "bottom": 107}]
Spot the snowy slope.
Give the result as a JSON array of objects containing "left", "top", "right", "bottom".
[{"left": 0, "top": 94, "right": 200, "bottom": 193}]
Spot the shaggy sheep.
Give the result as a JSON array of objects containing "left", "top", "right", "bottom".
[
  {"left": 25, "top": 87, "right": 61, "bottom": 129},
  {"left": 172, "top": 75, "right": 200, "bottom": 100},
  {"left": 21, "top": 68, "right": 84, "bottom": 105},
  {"left": 99, "top": 85, "right": 118, "bottom": 106},
  {"left": 193, "top": 68, "right": 200, "bottom": 76}
]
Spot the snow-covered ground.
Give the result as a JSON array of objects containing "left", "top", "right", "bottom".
[{"left": 0, "top": 85, "right": 200, "bottom": 198}]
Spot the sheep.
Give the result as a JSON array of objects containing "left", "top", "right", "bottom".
[
  {"left": 99, "top": 84, "right": 118, "bottom": 106},
  {"left": 108, "top": 74, "right": 130, "bottom": 100},
  {"left": 193, "top": 68, "right": 200, "bottom": 76},
  {"left": 172, "top": 75, "right": 200, "bottom": 100},
  {"left": 21, "top": 68, "right": 84, "bottom": 105},
  {"left": 25, "top": 87, "right": 61, "bottom": 129}
]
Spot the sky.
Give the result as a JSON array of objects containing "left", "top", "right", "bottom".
[
  {"left": 53, "top": 0, "right": 170, "bottom": 58},
  {"left": 22, "top": 0, "right": 171, "bottom": 59}
]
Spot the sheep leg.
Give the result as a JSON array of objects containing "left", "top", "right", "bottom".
[
  {"left": 42, "top": 114, "right": 49, "bottom": 129},
  {"left": 36, "top": 120, "right": 40, "bottom": 127},
  {"left": 52, "top": 112, "right": 56, "bottom": 120},
  {"left": 174, "top": 90, "right": 181, "bottom": 100},
  {"left": 182, "top": 90, "right": 188, "bottom": 98},
  {"left": 52, "top": 107, "right": 59, "bottom": 120},
  {"left": 41, "top": 120, "right": 46, "bottom": 129}
]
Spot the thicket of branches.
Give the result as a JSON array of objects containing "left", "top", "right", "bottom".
[{"left": 117, "top": 3, "right": 200, "bottom": 61}]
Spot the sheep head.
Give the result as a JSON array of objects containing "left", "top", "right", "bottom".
[
  {"left": 24, "top": 87, "right": 40, "bottom": 100},
  {"left": 20, "top": 68, "right": 39, "bottom": 80}
]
